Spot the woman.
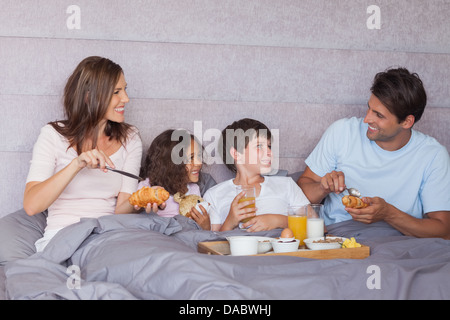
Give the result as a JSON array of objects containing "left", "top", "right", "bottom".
[{"left": 23, "top": 56, "right": 143, "bottom": 251}]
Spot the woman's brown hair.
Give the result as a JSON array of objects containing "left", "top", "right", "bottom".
[
  {"left": 49, "top": 56, "right": 132, "bottom": 154},
  {"left": 140, "top": 129, "right": 202, "bottom": 195}
]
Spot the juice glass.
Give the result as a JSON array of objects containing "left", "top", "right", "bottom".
[
  {"left": 288, "top": 205, "right": 308, "bottom": 245},
  {"left": 236, "top": 185, "right": 256, "bottom": 223}
]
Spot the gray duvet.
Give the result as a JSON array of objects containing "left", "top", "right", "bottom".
[{"left": 4, "top": 213, "right": 450, "bottom": 300}]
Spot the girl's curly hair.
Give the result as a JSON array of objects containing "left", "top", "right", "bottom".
[{"left": 140, "top": 129, "right": 202, "bottom": 195}]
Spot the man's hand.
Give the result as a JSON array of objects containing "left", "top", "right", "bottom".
[
  {"left": 320, "top": 170, "right": 346, "bottom": 194},
  {"left": 345, "top": 197, "right": 390, "bottom": 224},
  {"left": 298, "top": 167, "right": 347, "bottom": 204}
]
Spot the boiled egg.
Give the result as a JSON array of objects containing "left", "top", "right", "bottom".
[{"left": 280, "top": 228, "right": 294, "bottom": 238}]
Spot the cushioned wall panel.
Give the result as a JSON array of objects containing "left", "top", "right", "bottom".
[
  {"left": 1, "top": 37, "right": 449, "bottom": 107},
  {"left": 1, "top": 0, "right": 449, "bottom": 53},
  {"left": 1, "top": 1, "right": 449, "bottom": 216},
  {"left": 0, "top": 153, "right": 31, "bottom": 217}
]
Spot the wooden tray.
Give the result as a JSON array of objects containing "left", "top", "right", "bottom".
[{"left": 198, "top": 241, "right": 370, "bottom": 260}]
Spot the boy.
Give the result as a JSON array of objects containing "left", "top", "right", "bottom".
[{"left": 204, "top": 118, "right": 310, "bottom": 232}]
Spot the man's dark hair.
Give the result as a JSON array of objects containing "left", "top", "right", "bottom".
[{"left": 370, "top": 67, "right": 427, "bottom": 124}]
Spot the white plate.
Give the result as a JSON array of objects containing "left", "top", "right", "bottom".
[{"left": 304, "top": 237, "right": 347, "bottom": 250}]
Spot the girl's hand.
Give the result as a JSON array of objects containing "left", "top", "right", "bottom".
[
  {"left": 134, "top": 202, "right": 167, "bottom": 214},
  {"left": 134, "top": 186, "right": 167, "bottom": 214},
  {"left": 75, "top": 149, "right": 115, "bottom": 172},
  {"left": 189, "top": 204, "right": 211, "bottom": 230}
]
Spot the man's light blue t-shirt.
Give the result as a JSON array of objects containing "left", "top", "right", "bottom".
[{"left": 305, "top": 117, "right": 450, "bottom": 225}]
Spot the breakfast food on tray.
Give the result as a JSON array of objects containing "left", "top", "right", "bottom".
[
  {"left": 342, "top": 195, "right": 368, "bottom": 208},
  {"left": 280, "top": 228, "right": 294, "bottom": 239},
  {"left": 310, "top": 236, "right": 361, "bottom": 248},
  {"left": 312, "top": 237, "right": 344, "bottom": 243},
  {"left": 342, "top": 237, "right": 362, "bottom": 248},
  {"left": 129, "top": 186, "right": 170, "bottom": 208}
]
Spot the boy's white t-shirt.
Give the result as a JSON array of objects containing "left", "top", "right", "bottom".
[{"left": 203, "top": 176, "right": 310, "bottom": 225}]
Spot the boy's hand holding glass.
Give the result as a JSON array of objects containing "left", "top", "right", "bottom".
[
  {"left": 228, "top": 190, "right": 257, "bottom": 227},
  {"left": 236, "top": 186, "right": 257, "bottom": 223}
]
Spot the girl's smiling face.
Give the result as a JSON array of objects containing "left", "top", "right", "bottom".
[{"left": 185, "top": 138, "right": 203, "bottom": 183}]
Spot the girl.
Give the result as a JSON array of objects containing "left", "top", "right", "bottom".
[
  {"left": 138, "top": 129, "right": 211, "bottom": 230},
  {"left": 24, "top": 56, "right": 142, "bottom": 251},
  {"left": 203, "top": 118, "right": 310, "bottom": 232}
]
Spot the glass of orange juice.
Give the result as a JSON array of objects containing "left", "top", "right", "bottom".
[
  {"left": 288, "top": 205, "right": 308, "bottom": 245},
  {"left": 236, "top": 185, "right": 256, "bottom": 223}
]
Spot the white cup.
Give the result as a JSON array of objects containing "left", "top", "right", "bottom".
[{"left": 227, "top": 236, "right": 258, "bottom": 256}]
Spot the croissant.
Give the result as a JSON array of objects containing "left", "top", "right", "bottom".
[
  {"left": 342, "top": 195, "right": 368, "bottom": 209},
  {"left": 129, "top": 187, "right": 170, "bottom": 208}
]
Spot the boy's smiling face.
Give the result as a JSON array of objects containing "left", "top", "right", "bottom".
[{"left": 236, "top": 135, "right": 273, "bottom": 175}]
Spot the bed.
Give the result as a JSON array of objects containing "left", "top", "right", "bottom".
[{"left": 1, "top": 207, "right": 449, "bottom": 301}]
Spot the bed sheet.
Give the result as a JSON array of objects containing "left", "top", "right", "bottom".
[{"left": 4, "top": 214, "right": 450, "bottom": 300}]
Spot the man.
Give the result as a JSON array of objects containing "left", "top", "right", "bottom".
[{"left": 298, "top": 68, "right": 450, "bottom": 239}]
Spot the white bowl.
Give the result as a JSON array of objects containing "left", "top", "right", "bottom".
[
  {"left": 252, "top": 236, "right": 274, "bottom": 254},
  {"left": 304, "top": 237, "right": 347, "bottom": 250},
  {"left": 278, "top": 237, "right": 295, "bottom": 242},
  {"left": 270, "top": 238, "right": 300, "bottom": 253},
  {"left": 226, "top": 236, "right": 258, "bottom": 256}
]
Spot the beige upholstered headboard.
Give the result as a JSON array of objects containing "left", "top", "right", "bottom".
[{"left": 1, "top": 1, "right": 449, "bottom": 216}]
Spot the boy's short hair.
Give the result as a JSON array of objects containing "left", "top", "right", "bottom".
[
  {"left": 219, "top": 118, "right": 272, "bottom": 173},
  {"left": 370, "top": 67, "right": 427, "bottom": 124}
]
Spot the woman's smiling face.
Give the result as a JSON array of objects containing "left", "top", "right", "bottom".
[{"left": 103, "top": 72, "right": 129, "bottom": 124}]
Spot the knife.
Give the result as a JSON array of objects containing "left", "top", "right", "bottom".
[{"left": 104, "top": 166, "right": 144, "bottom": 181}]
